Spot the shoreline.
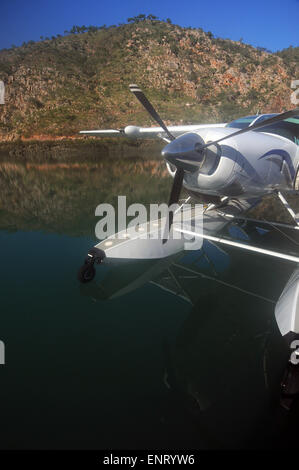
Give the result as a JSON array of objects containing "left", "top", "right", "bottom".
[
  {"left": 0, "top": 135, "right": 83, "bottom": 143},
  {"left": 0, "top": 137, "right": 163, "bottom": 161}
]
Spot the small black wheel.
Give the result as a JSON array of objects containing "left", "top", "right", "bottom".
[{"left": 77, "top": 263, "right": 96, "bottom": 283}]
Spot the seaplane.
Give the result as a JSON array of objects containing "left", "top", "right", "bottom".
[{"left": 78, "top": 84, "right": 299, "bottom": 408}]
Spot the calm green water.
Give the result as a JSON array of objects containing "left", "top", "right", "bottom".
[{"left": 0, "top": 155, "right": 299, "bottom": 449}]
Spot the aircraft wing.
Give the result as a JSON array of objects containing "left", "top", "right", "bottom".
[{"left": 79, "top": 123, "right": 227, "bottom": 139}]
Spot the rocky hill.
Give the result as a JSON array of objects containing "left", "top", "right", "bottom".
[{"left": 0, "top": 17, "right": 298, "bottom": 141}]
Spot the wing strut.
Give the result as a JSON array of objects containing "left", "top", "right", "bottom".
[
  {"left": 216, "top": 211, "right": 299, "bottom": 231},
  {"left": 175, "top": 228, "right": 299, "bottom": 263},
  {"left": 277, "top": 191, "right": 299, "bottom": 226}
]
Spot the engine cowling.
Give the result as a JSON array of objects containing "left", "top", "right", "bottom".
[{"left": 162, "top": 128, "right": 298, "bottom": 199}]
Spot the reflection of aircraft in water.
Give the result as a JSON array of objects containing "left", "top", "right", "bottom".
[{"left": 81, "top": 220, "right": 299, "bottom": 423}]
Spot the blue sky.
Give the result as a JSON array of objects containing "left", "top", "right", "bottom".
[{"left": 0, "top": 0, "right": 298, "bottom": 51}]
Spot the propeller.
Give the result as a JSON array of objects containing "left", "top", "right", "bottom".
[
  {"left": 163, "top": 167, "right": 185, "bottom": 243},
  {"left": 129, "top": 84, "right": 175, "bottom": 142},
  {"left": 129, "top": 84, "right": 183, "bottom": 242}
]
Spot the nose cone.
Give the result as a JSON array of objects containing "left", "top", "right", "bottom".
[{"left": 162, "top": 132, "right": 205, "bottom": 171}]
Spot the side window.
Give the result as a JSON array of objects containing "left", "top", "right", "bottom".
[{"left": 256, "top": 117, "right": 299, "bottom": 145}]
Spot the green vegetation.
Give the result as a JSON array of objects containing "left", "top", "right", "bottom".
[
  {"left": 277, "top": 46, "right": 299, "bottom": 65},
  {"left": 0, "top": 16, "right": 297, "bottom": 140}
]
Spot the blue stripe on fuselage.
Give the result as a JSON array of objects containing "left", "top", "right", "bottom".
[{"left": 258, "top": 149, "right": 295, "bottom": 179}]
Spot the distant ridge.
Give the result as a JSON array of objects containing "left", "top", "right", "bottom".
[{"left": 0, "top": 16, "right": 298, "bottom": 140}]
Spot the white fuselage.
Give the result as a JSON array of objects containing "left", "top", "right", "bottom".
[{"left": 166, "top": 128, "right": 299, "bottom": 199}]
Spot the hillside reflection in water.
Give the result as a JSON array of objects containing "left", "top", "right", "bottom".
[{"left": 0, "top": 155, "right": 298, "bottom": 449}]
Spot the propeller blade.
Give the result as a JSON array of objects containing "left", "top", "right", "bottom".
[
  {"left": 129, "top": 84, "right": 175, "bottom": 141},
  {"left": 129, "top": 84, "right": 184, "bottom": 242},
  {"left": 199, "top": 107, "right": 299, "bottom": 151},
  {"left": 163, "top": 168, "right": 184, "bottom": 244}
]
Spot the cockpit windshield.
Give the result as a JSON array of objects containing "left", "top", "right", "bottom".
[
  {"left": 226, "top": 115, "right": 258, "bottom": 129},
  {"left": 227, "top": 114, "right": 299, "bottom": 145}
]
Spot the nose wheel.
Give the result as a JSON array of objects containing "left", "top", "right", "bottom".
[{"left": 77, "top": 248, "right": 106, "bottom": 283}]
